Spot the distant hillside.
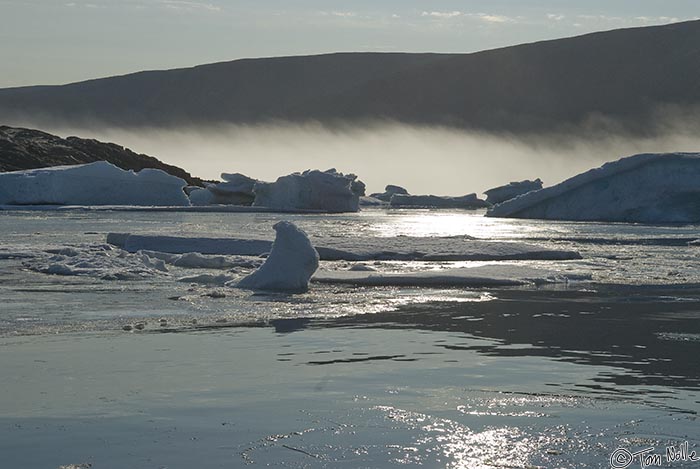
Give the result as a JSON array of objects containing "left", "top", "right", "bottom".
[
  {"left": 0, "top": 126, "right": 204, "bottom": 186},
  {"left": 1, "top": 20, "right": 700, "bottom": 134}
]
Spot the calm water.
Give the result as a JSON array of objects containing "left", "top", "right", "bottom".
[{"left": 1, "top": 208, "right": 699, "bottom": 468}]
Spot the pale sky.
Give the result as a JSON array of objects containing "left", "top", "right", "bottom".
[{"left": 1, "top": 0, "right": 699, "bottom": 88}]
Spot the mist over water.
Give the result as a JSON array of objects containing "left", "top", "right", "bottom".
[{"left": 22, "top": 121, "right": 700, "bottom": 194}]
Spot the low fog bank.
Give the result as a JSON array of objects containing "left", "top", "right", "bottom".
[{"left": 12, "top": 121, "right": 700, "bottom": 195}]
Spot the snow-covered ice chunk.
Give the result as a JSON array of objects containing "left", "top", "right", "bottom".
[
  {"left": 313, "top": 265, "right": 591, "bottom": 288},
  {"left": 253, "top": 169, "right": 364, "bottom": 212},
  {"left": 138, "top": 250, "right": 262, "bottom": 269},
  {"left": 390, "top": 193, "right": 489, "bottom": 209},
  {"left": 23, "top": 244, "right": 170, "bottom": 280},
  {"left": 235, "top": 221, "right": 319, "bottom": 293},
  {"left": 0, "top": 161, "right": 190, "bottom": 206},
  {"left": 487, "top": 153, "right": 700, "bottom": 223},
  {"left": 484, "top": 179, "right": 543, "bottom": 205}
]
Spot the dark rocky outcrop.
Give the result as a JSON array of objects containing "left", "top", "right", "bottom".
[{"left": 0, "top": 125, "right": 204, "bottom": 186}]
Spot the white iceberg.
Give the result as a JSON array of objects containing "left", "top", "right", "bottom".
[
  {"left": 252, "top": 169, "right": 364, "bottom": 212},
  {"left": 487, "top": 153, "right": 700, "bottom": 223},
  {"left": 235, "top": 221, "right": 319, "bottom": 293},
  {"left": 0, "top": 161, "right": 190, "bottom": 206},
  {"left": 389, "top": 193, "right": 489, "bottom": 209},
  {"left": 484, "top": 179, "right": 543, "bottom": 205}
]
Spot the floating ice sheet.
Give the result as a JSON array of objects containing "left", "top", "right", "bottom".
[
  {"left": 108, "top": 233, "right": 582, "bottom": 261},
  {"left": 313, "top": 265, "right": 591, "bottom": 287}
]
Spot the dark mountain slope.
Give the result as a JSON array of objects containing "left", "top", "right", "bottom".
[
  {"left": 300, "top": 20, "right": 700, "bottom": 132},
  {"left": 0, "top": 53, "right": 448, "bottom": 125},
  {"left": 1, "top": 21, "right": 699, "bottom": 133},
  {"left": 0, "top": 126, "right": 204, "bottom": 185}
]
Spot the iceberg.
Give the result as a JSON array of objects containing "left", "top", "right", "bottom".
[
  {"left": 487, "top": 153, "right": 700, "bottom": 223},
  {"left": 252, "top": 169, "right": 364, "bottom": 212},
  {"left": 484, "top": 179, "right": 543, "bottom": 205},
  {"left": 370, "top": 184, "right": 409, "bottom": 202},
  {"left": 189, "top": 173, "right": 257, "bottom": 206},
  {"left": 390, "top": 193, "right": 489, "bottom": 209},
  {"left": 0, "top": 161, "right": 190, "bottom": 206},
  {"left": 235, "top": 221, "right": 319, "bottom": 293}
]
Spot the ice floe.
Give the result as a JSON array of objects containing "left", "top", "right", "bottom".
[
  {"left": 107, "top": 233, "right": 272, "bottom": 256},
  {"left": 487, "top": 153, "right": 700, "bottom": 223},
  {"left": 108, "top": 233, "right": 581, "bottom": 261},
  {"left": 0, "top": 161, "right": 190, "bottom": 206},
  {"left": 22, "top": 244, "right": 170, "bottom": 280},
  {"left": 313, "top": 265, "right": 591, "bottom": 287}
]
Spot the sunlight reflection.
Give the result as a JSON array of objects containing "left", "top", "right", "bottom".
[
  {"left": 366, "top": 210, "right": 545, "bottom": 239},
  {"left": 375, "top": 405, "right": 554, "bottom": 468}
]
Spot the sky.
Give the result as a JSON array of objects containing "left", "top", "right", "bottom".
[{"left": 1, "top": 0, "right": 699, "bottom": 88}]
